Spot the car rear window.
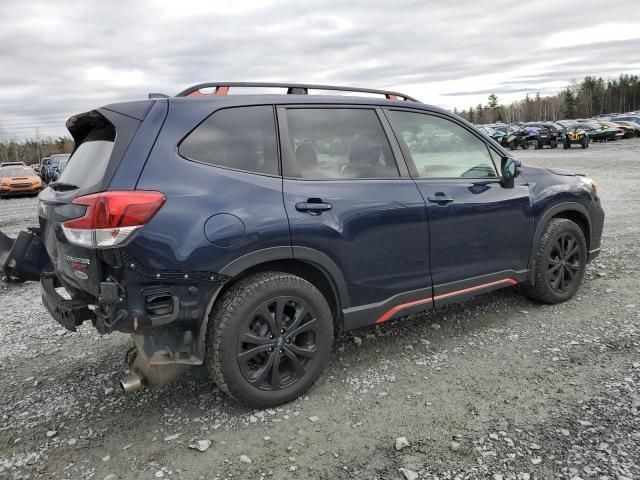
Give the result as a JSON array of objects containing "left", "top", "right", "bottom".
[
  {"left": 179, "top": 106, "right": 279, "bottom": 176},
  {"left": 58, "top": 123, "right": 115, "bottom": 187}
]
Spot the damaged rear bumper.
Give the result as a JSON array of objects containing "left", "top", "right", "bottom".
[
  {"left": 40, "top": 272, "right": 95, "bottom": 332},
  {"left": 0, "top": 228, "right": 52, "bottom": 282}
]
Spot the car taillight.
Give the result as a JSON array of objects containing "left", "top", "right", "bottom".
[{"left": 62, "top": 191, "right": 166, "bottom": 248}]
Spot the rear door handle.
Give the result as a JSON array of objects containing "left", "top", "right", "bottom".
[
  {"left": 295, "top": 201, "right": 332, "bottom": 214},
  {"left": 427, "top": 193, "right": 454, "bottom": 205}
]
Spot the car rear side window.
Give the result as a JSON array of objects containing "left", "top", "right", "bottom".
[
  {"left": 179, "top": 106, "right": 279, "bottom": 176},
  {"left": 283, "top": 108, "right": 399, "bottom": 180},
  {"left": 388, "top": 110, "right": 498, "bottom": 178},
  {"left": 58, "top": 123, "right": 114, "bottom": 187}
]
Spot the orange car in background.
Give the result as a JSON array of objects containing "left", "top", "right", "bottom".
[{"left": 0, "top": 164, "right": 42, "bottom": 198}]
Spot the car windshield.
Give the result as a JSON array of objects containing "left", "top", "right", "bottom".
[{"left": 1, "top": 166, "right": 33, "bottom": 177}]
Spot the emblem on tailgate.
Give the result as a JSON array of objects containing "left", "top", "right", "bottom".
[
  {"left": 73, "top": 270, "right": 89, "bottom": 280},
  {"left": 63, "top": 255, "right": 90, "bottom": 265}
]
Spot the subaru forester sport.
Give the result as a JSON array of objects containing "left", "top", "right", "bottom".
[{"left": 0, "top": 82, "right": 604, "bottom": 407}]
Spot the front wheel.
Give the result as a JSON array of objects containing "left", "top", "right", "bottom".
[
  {"left": 581, "top": 137, "right": 589, "bottom": 149},
  {"left": 205, "top": 272, "right": 334, "bottom": 407},
  {"left": 523, "top": 218, "right": 587, "bottom": 304}
]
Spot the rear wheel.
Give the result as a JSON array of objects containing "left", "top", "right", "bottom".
[
  {"left": 509, "top": 141, "right": 517, "bottom": 151},
  {"left": 521, "top": 140, "right": 529, "bottom": 149},
  {"left": 563, "top": 140, "right": 570, "bottom": 149},
  {"left": 523, "top": 218, "right": 587, "bottom": 304},
  {"left": 205, "top": 272, "right": 333, "bottom": 407},
  {"left": 534, "top": 139, "right": 542, "bottom": 150}
]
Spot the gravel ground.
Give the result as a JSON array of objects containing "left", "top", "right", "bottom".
[{"left": 1, "top": 139, "right": 639, "bottom": 480}]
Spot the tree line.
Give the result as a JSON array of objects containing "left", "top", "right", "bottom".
[
  {"left": 455, "top": 73, "right": 640, "bottom": 124},
  {"left": 0, "top": 137, "right": 74, "bottom": 165}
]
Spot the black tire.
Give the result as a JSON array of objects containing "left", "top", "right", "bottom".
[
  {"left": 563, "top": 140, "right": 570, "bottom": 149},
  {"left": 521, "top": 140, "right": 529, "bottom": 150},
  {"left": 205, "top": 272, "right": 333, "bottom": 407},
  {"left": 523, "top": 218, "right": 587, "bottom": 304},
  {"left": 534, "top": 140, "right": 542, "bottom": 150},
  {"left": 509, "top": 141, "right": 517, "bottom": 151},
  {"left": 581, "top": 137, "right": 589, "bottom": 149}
]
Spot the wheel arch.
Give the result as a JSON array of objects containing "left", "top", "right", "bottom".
[
  {"left": 527, "top": 202, "right": 592, "bottom": 283},
  {"left": 194, "top": 247, "right": 350, "bottom": 363}
]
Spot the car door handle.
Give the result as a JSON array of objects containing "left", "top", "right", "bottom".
[
  {"left": 427, "top": 193, "right": 454, "bottom": 205},
  {"left": 295, "top": 201, "right": 332, "bottom": 214}
]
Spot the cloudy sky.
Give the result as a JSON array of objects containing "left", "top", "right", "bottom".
[{"left": 1, "top": 0, "right": 639, "bottom": 139}]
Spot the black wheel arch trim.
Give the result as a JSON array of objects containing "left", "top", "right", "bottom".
[
  {"left": 192, "top": 245, "right": 351, "bottom": 364},
  {"left": 216, "top": 246, "right": 350, "bottom": 309},
  {"left": 527, "top": 202, "right": 592, "bottom": 283}
]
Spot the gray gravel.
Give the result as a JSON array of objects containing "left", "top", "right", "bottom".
[{"left": 1, "top": 139, "right": 639, "bottom": 479}]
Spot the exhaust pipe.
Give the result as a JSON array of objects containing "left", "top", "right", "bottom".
[
  {"left": 120, "top": 373, "right": 143, "bottom": 394},
  {"left": 120, "top": 347, "right": 192, "bottom": 394}
]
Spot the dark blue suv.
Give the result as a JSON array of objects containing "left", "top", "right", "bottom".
[{"left": 0, "top": 83, "right": 604, "bottom": 407}]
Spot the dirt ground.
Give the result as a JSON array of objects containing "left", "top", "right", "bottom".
[{"left": 1, "top": 139, "right": 639, "bottom": 480}]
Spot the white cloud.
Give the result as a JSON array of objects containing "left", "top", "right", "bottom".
[
  {"left": 85, "top": 66, "right": 146, "bottom": 87},
  {"left": 0, "top": 0, "right": 639, "bottom": 138},
  {"left": 545, "top": 23, "right": 640, "bottom": 48}
]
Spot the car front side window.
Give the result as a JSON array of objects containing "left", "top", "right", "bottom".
[{"left": 388, "top": 110, "right": 499, "bottom": 179}]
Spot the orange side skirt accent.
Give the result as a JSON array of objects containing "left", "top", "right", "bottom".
[{"left": 375, "top": 278, "right": 518, "bottom": 324}]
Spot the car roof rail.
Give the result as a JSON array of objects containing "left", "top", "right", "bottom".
[{"left": 174, "top": 82, "right": 419, "bottom": 102}]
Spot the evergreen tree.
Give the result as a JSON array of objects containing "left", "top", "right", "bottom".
[{"left": 563, "top": 88, "right": 576, "bottom": 118}]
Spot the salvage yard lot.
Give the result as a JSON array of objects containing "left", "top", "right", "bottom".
[{"left": 1, "top": 139, "right": 639, "bottom": 480}]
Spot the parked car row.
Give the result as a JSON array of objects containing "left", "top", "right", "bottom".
[
  {"left": 0, "top": 153, "right": 71, "bottom": 198},
  {"left": 478, "top": 111, "right": 640, "bottom": 151},
  {"left": 39, "top": 153, "right": 71, "bottom": 184}
]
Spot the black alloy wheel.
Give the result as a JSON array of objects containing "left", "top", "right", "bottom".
[
  {"left": 547, "top": 232, "right": 582, "bottom": 293},
  {"left": 237, "top": 297, "right": 320, "bottom": 391}
]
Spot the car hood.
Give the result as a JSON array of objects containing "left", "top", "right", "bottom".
[
  {"left": 4, "top": 175, "right": 40, "bottom": 182},
  {"left": 521, "top": 165, "right": 576, "bottom": 177}
]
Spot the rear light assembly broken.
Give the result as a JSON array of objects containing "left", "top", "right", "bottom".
[{"left": 61, "top": 191, "right": 166, "bottom": 248}]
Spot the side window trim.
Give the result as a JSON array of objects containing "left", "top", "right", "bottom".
[
  {"left": 374, "top": 106, "right": 411, "bottom": 178},
  {"left": 277, "top": 105, "right": 407, "bottom": 181},
  {"left": 177, "top": 104, "right": 282, "bottom": 178},
  {"left": 383, "top": 107, "right": 506, "bottom": 181}
]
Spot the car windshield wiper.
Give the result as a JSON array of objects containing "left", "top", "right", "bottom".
[{"left": 48, "top": 181, "right": 79, "bottom": 191}]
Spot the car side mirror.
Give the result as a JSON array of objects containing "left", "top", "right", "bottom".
[{"left": 501, "top": 157, "right": 521, "bottom": 185}]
